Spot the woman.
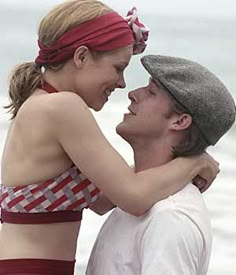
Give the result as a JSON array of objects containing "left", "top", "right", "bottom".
[{"left": 0, "top": 0, "right": 219, "bottom": 274}]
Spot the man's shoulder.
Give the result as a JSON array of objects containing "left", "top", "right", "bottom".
[
  {"left": 148, "top": 183, "right": 211, "bottom": 237},
  {"left": 152, "top": 183, "right": 205, "bottom": 212}
]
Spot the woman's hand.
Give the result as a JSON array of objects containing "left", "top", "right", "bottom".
[{"left": 192, "top": 152, "right": 220, "bottom": 193}]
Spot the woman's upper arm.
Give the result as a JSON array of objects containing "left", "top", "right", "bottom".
[{"left": 50, "top": 93, "right": 140, "bottom": 213}]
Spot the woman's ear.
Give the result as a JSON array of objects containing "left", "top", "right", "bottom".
[
  {"left": 170, "top": 113, "right": 192, "bottom": 131},
  {"left": 73, "top": 46, "right": 90, "bottom": 69}
]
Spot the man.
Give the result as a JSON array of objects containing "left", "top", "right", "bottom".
[{"left": 86, "top": 55, "right": 236, "bottom": 275}]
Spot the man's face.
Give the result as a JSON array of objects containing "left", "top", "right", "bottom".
[{"left": 116, "top": 78, "right": 175, "bottom": 143}]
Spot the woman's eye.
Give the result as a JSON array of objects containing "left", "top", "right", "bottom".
[{"left": 115, "top": 67, "right": 123, "bottom": 73}]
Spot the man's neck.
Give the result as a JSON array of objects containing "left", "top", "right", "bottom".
[{"left": 131, "top": 139, "right": 174, "bottom": 173}]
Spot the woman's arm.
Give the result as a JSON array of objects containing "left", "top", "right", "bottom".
[
  {"left": 51, "top": 93, "right": 219, "bottom": 216},
  {"left": 89, "top": 193, "right": 115, "bottom": 215}
]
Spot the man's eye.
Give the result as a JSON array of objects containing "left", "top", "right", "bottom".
[{"left": 149, "top": 90, "right": 156, "bottom": 95}]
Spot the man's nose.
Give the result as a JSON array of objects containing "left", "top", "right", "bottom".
[
  {"left": 128, "top": 88, "right": 146, "bottom": 103},
  {"left": 128, "top": 89, "right": 139, "bottom": 103}
]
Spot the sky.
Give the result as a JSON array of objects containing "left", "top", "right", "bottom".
[{"left": 1, "top": 0, "right": 236, "bottom": 18}]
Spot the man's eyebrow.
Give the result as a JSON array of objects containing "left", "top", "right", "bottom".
[
  {"left": 148, "top": 78, "right": 158, "bottom": 89},
  {"left": 149, "top": 77, "right": 153, "bottom": 84},
  {"left": 150, "top": 78, "right": 160, "bottom": 87},
  {"left": 151, "top": 78, "right": 166, "bottom": 91}
]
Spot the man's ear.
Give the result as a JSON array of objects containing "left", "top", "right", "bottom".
[
  {"left": 73, "top": 46, "right": 90, "bottom": 69},
  {"left": 170, "top": 113, "right": 192, "bottom": 131}
]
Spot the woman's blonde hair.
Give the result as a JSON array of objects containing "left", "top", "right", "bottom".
[{"left": 7, "top": 0, "right": 113, "bottom": 119}]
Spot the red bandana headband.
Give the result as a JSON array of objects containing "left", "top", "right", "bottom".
[{"left": 35, "top": 8, "right": 149, "bottom": 66}]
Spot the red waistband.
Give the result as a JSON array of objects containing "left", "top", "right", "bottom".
[
  {"left": 0, "top": 258, "right": 75, "bottom": 274},
  {"left": 0, "top": 209, "right": 83, "bottom": 224}
]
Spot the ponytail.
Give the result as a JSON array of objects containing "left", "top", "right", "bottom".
[{"left": 5, "top": 62, "right": 42, "bottom": 119}]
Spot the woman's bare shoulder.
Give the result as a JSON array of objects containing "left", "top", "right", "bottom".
[{"left": 20, "top": 91, "right": 88, "bottom": 120}]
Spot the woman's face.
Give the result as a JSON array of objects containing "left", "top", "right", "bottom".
[{"left": 74, "top": 45, "right": 133, "bottom": 111}]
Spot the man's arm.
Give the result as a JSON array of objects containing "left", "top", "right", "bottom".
[{"left": 140, "top": 210, "right": 207, "bottom": 275}]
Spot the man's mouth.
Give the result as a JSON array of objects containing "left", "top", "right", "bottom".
[{"left": 128, "top": 107, "right": 136, "bottom": 115}]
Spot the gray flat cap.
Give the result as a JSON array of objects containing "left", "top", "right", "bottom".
[{"left": 141, "top": 55, "right": 236, "bottom": 145}]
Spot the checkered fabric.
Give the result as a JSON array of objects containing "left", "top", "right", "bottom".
[{"left": 0, "top": 166, "right": 100, "bottom": 214}]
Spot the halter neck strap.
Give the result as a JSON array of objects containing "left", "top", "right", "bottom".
[{"left": 39, "top": 81, "right": 59, "bottom": 93}]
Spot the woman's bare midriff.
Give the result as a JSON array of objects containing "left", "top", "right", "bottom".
[{"left": 0, "top": 221, "right": 81, "bottom": 261}]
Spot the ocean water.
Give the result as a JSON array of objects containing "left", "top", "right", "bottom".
[{"left": 0, "top": 1, "right": 236, "bottom": 274}]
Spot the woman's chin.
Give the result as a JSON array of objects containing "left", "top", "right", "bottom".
[{"left": 90, "top": 102, "right": 105, "bottom": 112}]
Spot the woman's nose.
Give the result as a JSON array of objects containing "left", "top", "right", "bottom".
[{"left": 117, "top": 75, "right": 126, "bottom": 89}]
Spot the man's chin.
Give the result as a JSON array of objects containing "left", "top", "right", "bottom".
[
  {"left": 116, "top": 123, "right": 122, "bottom": 134},
  {"left": 116, "top": 123, "right": 131, "bottom": 143}
]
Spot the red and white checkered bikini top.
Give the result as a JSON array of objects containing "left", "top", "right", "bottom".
[
  {"left": 0, "top": 165, "right": 100, "bottom": 224},
  {"left": 0, "top": 81, "right": 100, "bottom": 224}
]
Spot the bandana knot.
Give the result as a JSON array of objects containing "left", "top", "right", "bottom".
[{"left": 126, "top": 7, "right": 149, "bottom": 55}]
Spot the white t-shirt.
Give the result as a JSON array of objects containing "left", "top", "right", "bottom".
[{"left": 86, "top": 184, "right": 212, "bottom": 275}]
